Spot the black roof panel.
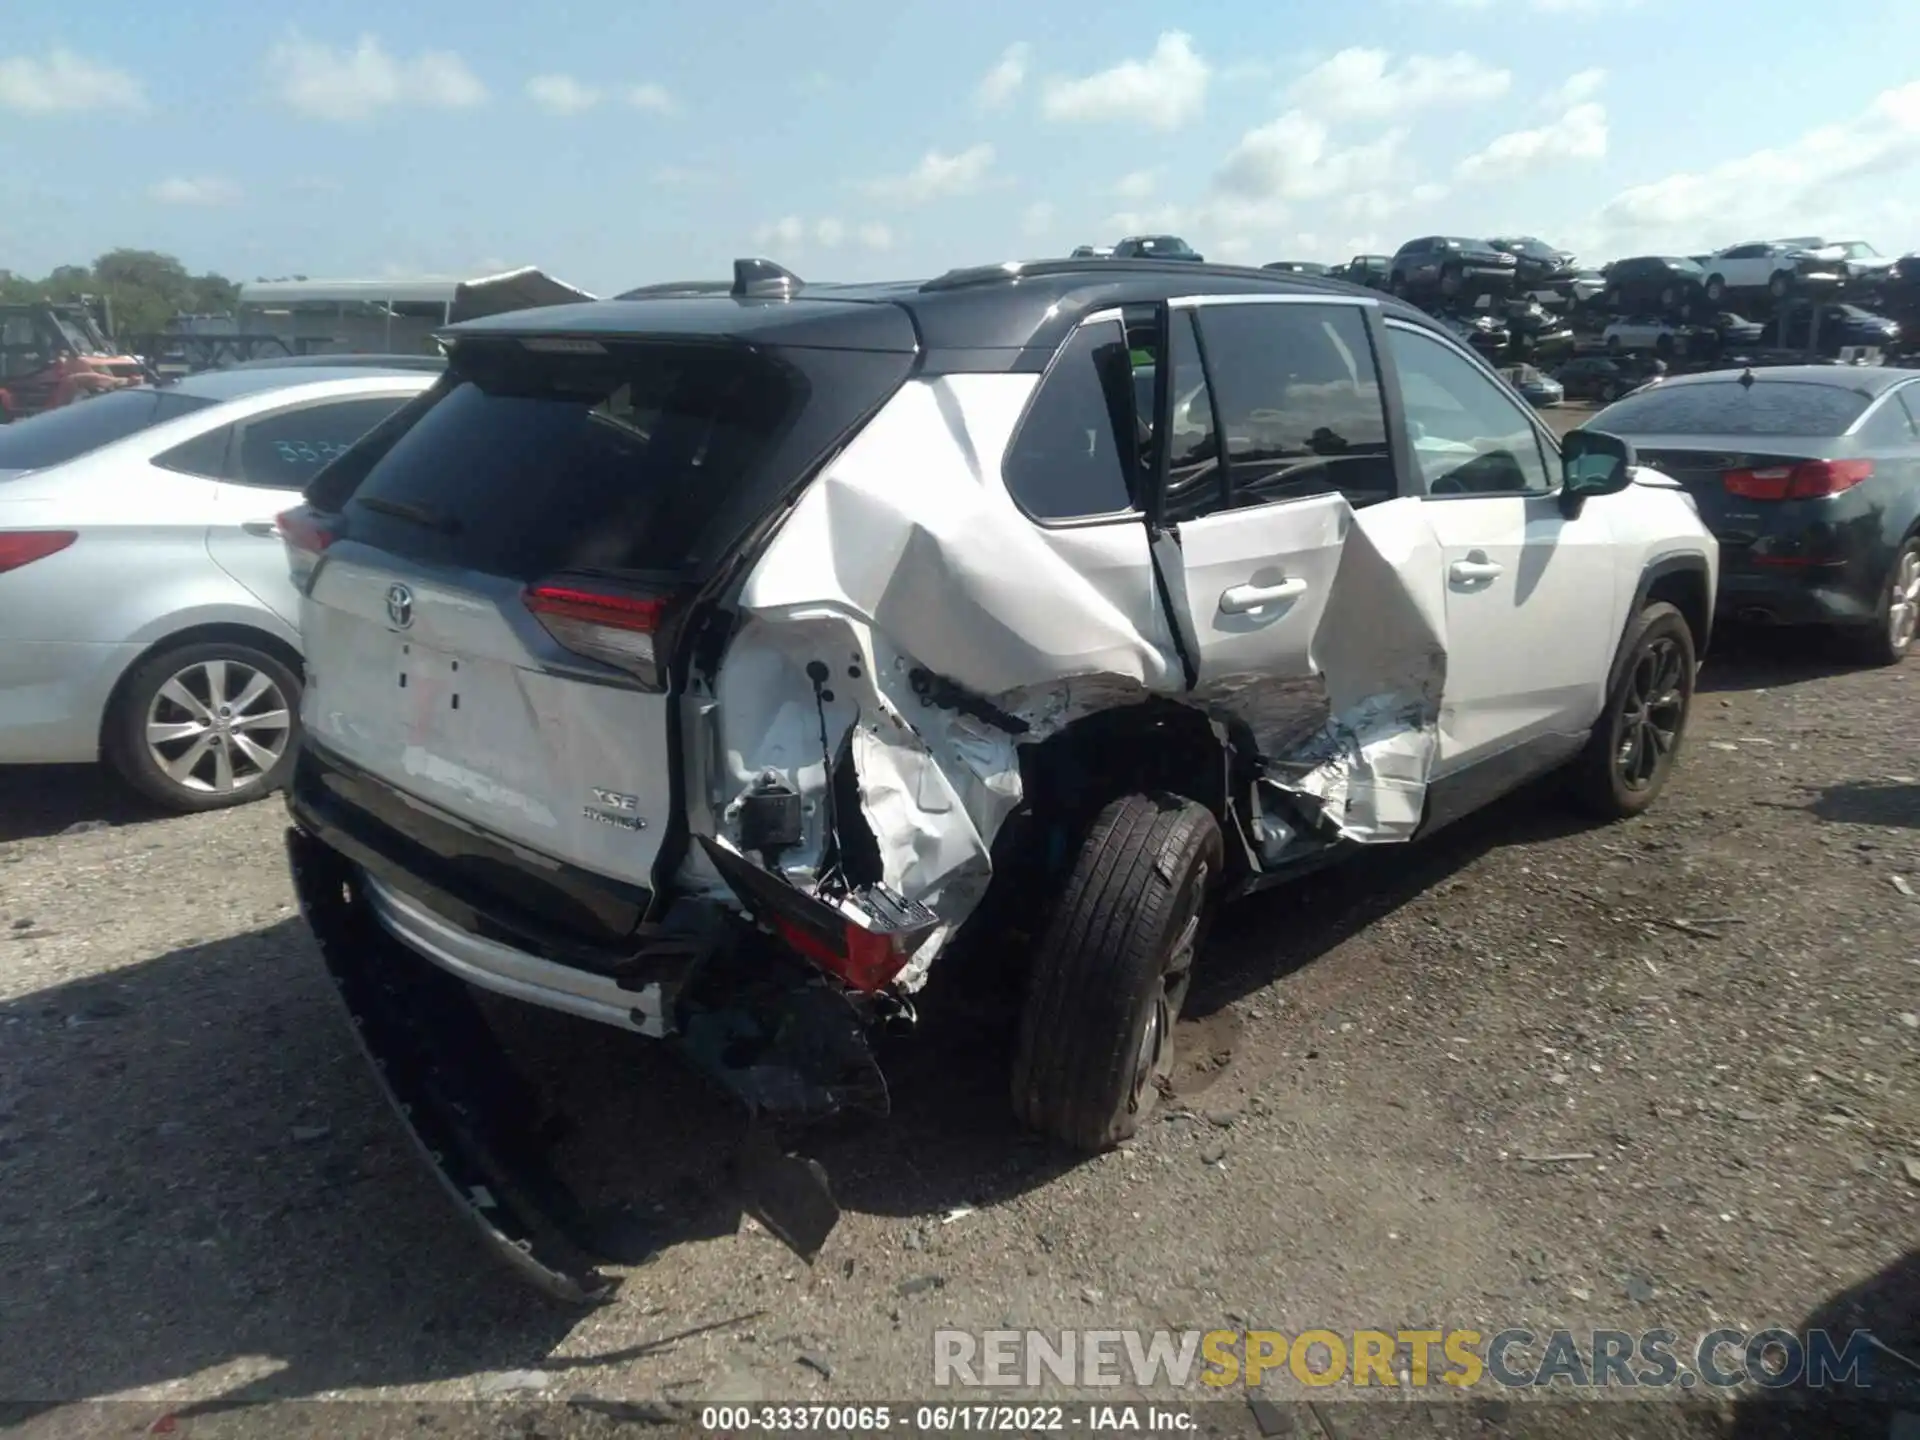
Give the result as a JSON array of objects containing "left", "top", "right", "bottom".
[{"left": 442, "top": 258, "right": 1431, "bottom": 369}]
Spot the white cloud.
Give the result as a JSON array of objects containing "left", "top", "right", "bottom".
[
  {"left": 975, "top": 43, "right": 1029, "bottom": 109},
  {"left": 1112, "top": 168, "right": 1158, "bottom": 201},
  {"left": 1545, "top": 67, "right": 1606, "bottom": 107},
  {"left": 526, "top": 73, "right": 599, "bottom": 114},
  {"left": 1041, "top": 31, "right": 1208, "bottom": 131},
  {"left": 1215, "top": 111, "right": 1408, "bottom": 206},
  {"left": 862, "top": 143, "right": 994, "bottom": 204},
  {"left": 148, "top": 176, "right": 241, "bottom": 206},
  {"left": 627, "top": 82, "right": 676, "bottom": 114},
  {"left": 1594, "top": 80, "right": 1920, "bottom": 248},
  {"left": 266, "top": 33, "right": 486, "bottom": 121},
  {"left": 1022, "top": 201, "right": 1055, "bottom": 237},
  {"left": 1286, "top": 48, "right": 1509, "bottom": 124},
  {"left": 1457, "top": 101, "right": 1607, "bottom": 182},
  {"left": 0, "top": 48, "right": 145, "bottom": 113},
  {"left": 754, "top": 216, "right": 894, "bottom": 251}
]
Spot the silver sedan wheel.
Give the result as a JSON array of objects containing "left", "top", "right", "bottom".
[
  {"left": 144, "top": 657, "right": 292, "bottom": 796},
  {"left": 1891, "top": 547, "right": 1920, "bottom": 653}
]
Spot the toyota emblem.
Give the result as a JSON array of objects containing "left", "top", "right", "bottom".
[{"left": 385, "top": 583, "right": 414, "bottom": 629}]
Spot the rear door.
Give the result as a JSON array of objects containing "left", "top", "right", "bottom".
[
  {"left": 203, "top": 392, "right": 416, "bottom": 626},
  {"left": 298, "top": 338, "right": 867, "bottom": 889}
]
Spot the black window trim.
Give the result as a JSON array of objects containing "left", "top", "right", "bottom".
[
  {"left": 1164, "top": 291, "right": 1411, "bottom": 515},
  {"left": 219, "top": 385, "right": 431, "bottom": 489},
  {"left": 998, "top": 306, "right": 1152, "bottom": 532},
  {"left": 1379, "top": 316, "right": 1564, "bottom": 504}
]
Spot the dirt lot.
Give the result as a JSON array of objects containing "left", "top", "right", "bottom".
[{"left": 2, "top": 419, "right": 1915, "bottom": 1435}]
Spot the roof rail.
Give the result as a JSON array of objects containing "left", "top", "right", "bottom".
[
  {"left": 732, "top": 257, "right": 803, "bottom": 299},
  {"left": 919, "top": 256, "right": 1356, "bottom": 294}
]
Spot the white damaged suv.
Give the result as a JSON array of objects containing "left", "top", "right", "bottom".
[{"left": 280, "top": 257, "right": 1716, "bottom": 1295}]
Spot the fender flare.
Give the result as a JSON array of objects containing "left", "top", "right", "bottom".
[{"left": 1607, "top": 551, "right": 1712, "bottom": 700}]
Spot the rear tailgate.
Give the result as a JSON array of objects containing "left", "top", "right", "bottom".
[{"left": 297, "top": 330, "right": 916, "bottom": 929}]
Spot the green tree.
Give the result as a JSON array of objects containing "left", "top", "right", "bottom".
[{"left": 2, "top": 250, "right": 239, "bottom": 338}]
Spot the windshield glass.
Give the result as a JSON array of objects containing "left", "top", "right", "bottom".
[
  {"left": 50, "top": 316, "right": 108, "bottom": 354},
  {"left": 1595, "top": 379, "right": 1871, "bottom": 437},
  {"left": 0, "top": 389, "right": 216, "bottom": 472},
  {"left": 1662, "top": 258, "right": 1705, "bottom": 273},
  {"left": 1842, "top": 242, "right": 1880, "bottom": 259}
]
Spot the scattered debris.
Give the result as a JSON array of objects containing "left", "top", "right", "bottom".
[
  {"left": 1200, "top": 1142, "right": 1228, "bottom": 1166},
  {"left": 1569, "top": 1285, "right": 1592, "bottom": 1302},
  {"left": 1895, "top": 876, "right": 1916, "bottom": 899},
  {"left": 1655, "top": 916, "right": 1732, "bottom": 940},
  {"left": 940, "top": 1206, "right": 974, "bottom": 1225},
  {"left": 288, "top": 1125, "right": 332, "bottom": 1144},
  {"left": 1517, "top": 1152, "right": 1598, "bottom": 1164},
  {"left": 59, "top": 819, "right": 110, "bottom": 835},
  {"left": 1900, "top": 1013, "right": 1920, "bottom": 1030},
  {"left": 796, "top": 1352, "right": 834, "bottom": 1381},
  {"left": 1903, "top": 1158, "right": 1920, "bottom": 1186},
  {"left": 1623, "top": 1273, "right": 1656, "bottom": 1303},
  {"left": 9, "top": 918, "right": 31, "bottom": 930},
  {"left": 896, "top": 1274, "right": 946, "bottom": 1297}
]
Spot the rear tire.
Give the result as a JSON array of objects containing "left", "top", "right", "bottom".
[
  {"left": 1841, "top": 536, "right": 1920, "bottom": 667},
  {"left": 1569, "top": 602, "right": 1696, "bottom": 821},
  {"left": 105, "top": 639, "right": 301, "bottom": 813},
  {"left": 1010, "top": 794, "right": 1222, "bottom": 1152}
]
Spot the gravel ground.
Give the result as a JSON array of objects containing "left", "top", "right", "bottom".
[{"left": 2, "top": 434, "right": 1915, "bottom": 1436}]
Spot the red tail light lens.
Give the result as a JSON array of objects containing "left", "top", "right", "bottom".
[
  {"left": 275, "top": 507, "right": 335, "bottom": 593},
  {"left": 524, "top": 581, "right": 673, "bottom": 689},
  {"left": 0, "top": 530, "right": 78, "bottom": 575},
  {"left": 770, "top": 915, "right": 916, "bottom": 994},
  {"left": 1723, "top": 460, "right": 1873, "bottom": 500}
]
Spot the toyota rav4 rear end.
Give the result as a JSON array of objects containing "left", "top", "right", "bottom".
[{"left": 281, "top": 271, "right": 937, "bottom": 1294}]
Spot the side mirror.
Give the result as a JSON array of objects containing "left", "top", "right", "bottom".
[{"left": 1559, "top": 427, "right": 1636, "bottom": 517}]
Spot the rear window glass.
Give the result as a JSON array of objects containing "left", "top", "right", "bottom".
[
  {"left": 0, "top": 389, "right": 215, "bottom": 472},
  {"left": 1595, "top": 380, "right": 1871, "bottom": 437},
  {"left": 342, "top": 342, "right": 797, "bottom": 579}
]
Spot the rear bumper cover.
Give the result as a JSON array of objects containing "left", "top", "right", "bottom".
[{"left": 1717, "top": 560, "right": 1880, "bottom": 626}]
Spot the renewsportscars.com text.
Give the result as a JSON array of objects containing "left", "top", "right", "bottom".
[{"left": 931, "top": 1327, "right": 1892, "bottom": 1393}]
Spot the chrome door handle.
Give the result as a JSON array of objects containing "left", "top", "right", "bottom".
[
  {"left": 1449, "top": 559, "right": 1504, "bottom": 583},
  {"left": 240, "top": 520, "right": 278, "bottom": 537},
  {"left": 1219, "top": 577, "right": 1308, "bottom": 614}
]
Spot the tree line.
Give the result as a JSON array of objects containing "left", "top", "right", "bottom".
[{"left": 0, "top": 249, "right": 242, "bottom": 338}]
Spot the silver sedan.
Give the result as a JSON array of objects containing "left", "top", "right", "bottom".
[{"left": 0, "top": 366, "right": 435, "bottom": 810}]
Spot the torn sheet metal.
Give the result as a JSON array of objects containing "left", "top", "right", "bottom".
[
  {"left": 447, "top": 267, "right": 596, "bottom": 324},
  {"left": 1263, "top": 498, "right": 1449, "bottom": 843},
  {"left": 699, "top": 377, "right": 1454, "bottom": 982}
]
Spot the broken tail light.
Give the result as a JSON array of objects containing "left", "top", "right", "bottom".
[
  {"left": 0, "top": 530, "right": 78, "bottom": 576},
  {"left": 696, "top": 835, "right": 940, "bottom": 995},
  {"left": 1722, "top": 460, "right": 1873, "bottom": 500},
  {"left": 276, "top": 506, "right": 335, "bottom": 593},
  {"left": 524, "top": 581, "right": 673, "bottom": 690}
]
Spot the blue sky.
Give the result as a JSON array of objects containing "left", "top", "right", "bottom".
[{"left": 3, "top": 0, "right": 1917, "bottom": 292}]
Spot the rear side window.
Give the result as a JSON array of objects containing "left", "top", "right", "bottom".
[
  {"left": 231, "top": 396, "right": 411, "bottom": 489},
  {"left": 1191, "top": 302, "right": 1395, "bottom": 512},
  {"left": 1003, "top": 320, "right": 1139, "bottom": 521},
  {"left": 343, "top": 342, "right": 799, "bottom": 579},
  {"left": 1595, "top": 380, "right": 1870, "bottom": 437},
  {"left": 1858, "top": 397, "right": 1918, "bottom": 444},
  {"left": 0, "top": 389, "right": 214, "bottom": 472}
]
